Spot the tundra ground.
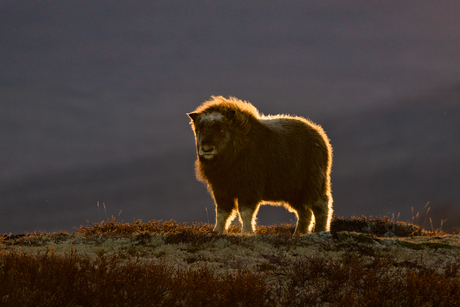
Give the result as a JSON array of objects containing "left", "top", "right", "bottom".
[{"left": 1, "top": 217, "right": 459, "bottom": 306}]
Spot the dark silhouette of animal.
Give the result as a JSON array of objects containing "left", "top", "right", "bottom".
[{"left": 187, "top": 96, "right": 333, "bottom": 235}]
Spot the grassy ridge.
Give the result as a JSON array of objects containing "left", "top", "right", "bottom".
[{"left": 1, "top": 217, "right": 460, "bottom": 306}]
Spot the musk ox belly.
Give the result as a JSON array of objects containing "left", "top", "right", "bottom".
[{"left": 259, "top": 159, "right": 308, "bottom": 203}]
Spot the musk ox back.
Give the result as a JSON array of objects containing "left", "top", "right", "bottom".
[{"left": 188, "top": 96, "right": 333, "bottom": 235}]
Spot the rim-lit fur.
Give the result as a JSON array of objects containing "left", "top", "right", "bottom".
[{"left": 188, "top": 96, "right": 333, "bottom": 235}]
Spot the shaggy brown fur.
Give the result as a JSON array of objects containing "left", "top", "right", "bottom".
[{"left": 188, "top": 96, "right": 333, "bottom": 235}]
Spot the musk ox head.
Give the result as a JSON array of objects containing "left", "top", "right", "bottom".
[{"left": 188, "top": 110, "right": 236, "bottom": 161}]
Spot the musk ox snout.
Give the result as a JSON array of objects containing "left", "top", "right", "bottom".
[
  {"left": 197, "top": 132, "right": 229, "bottom": 159},
  {"left": 190, "top": 118, "right": 232, "bottom": 160},
  {"left": 200, "top": 145, "right": 214, "bottom": 152},
  {"left": 199, "top": 145, "right": 217, "bottom": 159}
]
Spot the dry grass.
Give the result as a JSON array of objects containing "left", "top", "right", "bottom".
[
  {"left": 74, "top": 215, "right": 442, "bottom": 237},
  {"left": 1, "top": 217, "right": 459, "bottom": 306}
]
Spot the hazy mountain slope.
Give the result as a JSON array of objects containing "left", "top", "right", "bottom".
[{"left": 1, "top": 84, "right": 459, "bottom": 234}]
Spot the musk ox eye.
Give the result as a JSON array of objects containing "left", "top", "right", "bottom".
[{"left": 220, "top": 129, "right": 224, "bottom": 134}]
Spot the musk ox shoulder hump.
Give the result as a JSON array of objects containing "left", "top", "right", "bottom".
[{"left": 191, "top": 96, "right": 260, "bottom": 119}]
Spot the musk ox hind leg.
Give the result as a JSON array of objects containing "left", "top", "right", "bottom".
[
  {"left": 293, "top": 205, "right": 314, "bottom": 236},
  {"left": 311, "top": 195, "right": 333, "bottom": 233}
]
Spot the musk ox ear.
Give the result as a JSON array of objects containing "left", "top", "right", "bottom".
[{"left": 187, "top": 112, "right": 199, "bottom": 122}]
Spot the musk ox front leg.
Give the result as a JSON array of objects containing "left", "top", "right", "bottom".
[
  {"left": 237, "top": 199, "right": 260, "bottom": 234},
  {"left": 214, "top": 207, "right": 236, "bottom": 233},
  {"left": 238, "top": 207, "right": 256, "bottom": 234},
  {"left": 213, "top": 196, "right": 237, "bottom": 233}
]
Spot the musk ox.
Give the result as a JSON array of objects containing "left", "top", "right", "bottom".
[{"left": 187, "top": 96, "right": 333, "bottom": 235}]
